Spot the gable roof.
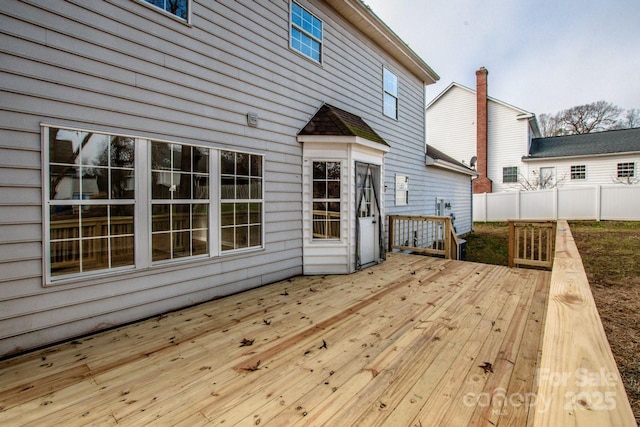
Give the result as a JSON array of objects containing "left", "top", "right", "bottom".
[
  {"left": 298, "top": 103, "right": 389, "bottom": 146},
  {"left": 525, "top": 127, "right": 640, "bottom": 160},
  {"left": 325, "top": 0, "right": 439, "bottom": 85},
  {"left": 426, "top": 82, "right": 542, "bottom": 137},
  {"left": 426, "top": 145, "right": 478, "bottom": 176}
]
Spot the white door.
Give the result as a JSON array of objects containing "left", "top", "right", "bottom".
[{"left": 357, "top": 163, "right": 380, "bottom": 267}]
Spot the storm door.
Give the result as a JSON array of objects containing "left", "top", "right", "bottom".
[{"left": 356, "top": 162, "right": 383, "bottom": 269}]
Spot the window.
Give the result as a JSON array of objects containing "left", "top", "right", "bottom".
[
  {"left": 220, "top": 151, "right": 263, "bottom": 251},
  {"left": 312, "top": 161, "right": 341, "bottom": 239},
  {"left": 45, "top": 126, "right": 264, "bottom": 283},
  {"left": 617, "top": 162, "right": 636, "bottom": 178},
  {"left": 571, "top": 165, "right": 586, "bottom": 180},
  {"left": 151, "top": 142, "right": 209, "bottom": 261},
  {"left": 395, "top": 175, "right": 408, "bottom": 206},
  {"left": 383, "top": 68, "right": 398, "bottom": 119},
  {"left": 502, "top": 166, "right": 518, "bottom": 183},
  {"left": 48, "top": 129, "right": 136, "bottom": 277},
  {"left": 142, "top": 0, "right": 189, "bottom": 20},
  {"left": 539, "top": 167, "right": 555, "bottom": 189},
  {"left": 290, "top": 1, "right": 322, "bottom": 62}
]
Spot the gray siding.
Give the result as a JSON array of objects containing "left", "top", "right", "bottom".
[{"left": 0, "top": 0, "right": 437, "bottom": 356}]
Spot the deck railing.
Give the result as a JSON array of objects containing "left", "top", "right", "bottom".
[
  {"left": 508, "top": 220, "right": 556, "bottom": 269},
  {"left": 388, "top": 215, "right": 459, "bottom": 259},
  {"left": 533, "top": 220, "right": 635, "bottom": 425}
]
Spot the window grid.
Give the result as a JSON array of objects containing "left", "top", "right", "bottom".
[
  {"left": 220, "top": 151, "right": 264, "bottom": 252},
  {"left": 503, "top": 166, "right": 519, "bottom": 183},
  {"left": 291, "top": 1, "right": 322, "bottom": 62},
  {"left": 45, "top": 126, "right": 265, "bottom": 283},
  {"left": 312, "top": 161, "right": 341, "bottom": 239},
  {"left": 151, "top": 141, "right": 210, "bottom": 262},
  {"left": 571, "top": 165, "right": 586, "bottom": 180},
  {"left": 48, "top": 129, "right": 136, "bottom": 276},
  {"left": 617, "top": 162, "right": 636, "bottom": 178}
]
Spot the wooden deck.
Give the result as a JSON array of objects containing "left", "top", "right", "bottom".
[{"left": 0, "top": 254, "right": 551, "bottom": 426}]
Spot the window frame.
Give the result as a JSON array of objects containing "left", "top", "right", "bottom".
[
  {"left": 395, "top": 174, "right": 409, "bottom": 206},
  {"left": 42, "top": 125, "right": 264, "bottom": 286},
  {"left": 136, "top": 0, "right": 192, "bottom": 23},
  {"left": 570, "top": 165, "right": 587, "bottom": 180},
  {"left": 617, "top": 162, "right": 636, "bottom": 178},
  {"left": 383, "top": 67, "right": 399, "bottom": 119},
  {"left": 502, "top": 166, "right": 519, "bottom": 183},
  {"left": 311, "top": 160, "right": 342, "bottom": 241},
  {"left": 219, "top": 150, "right": 265, "bottom": 253},
  {"left": 290, "top": 1, "right": 323, "bottom": 63}
]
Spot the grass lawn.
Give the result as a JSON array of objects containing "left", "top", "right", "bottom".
[{"left": 465, "top": 221, "right": 640, "bottom": 423}]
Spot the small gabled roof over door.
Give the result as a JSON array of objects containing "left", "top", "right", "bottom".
[{"left": 297, "top": 103, "right": 389, "bottom": 150}]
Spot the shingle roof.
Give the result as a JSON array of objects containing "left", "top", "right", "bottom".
[
  {"left": 298, "top": 103, "right": 389, "bottom": 146},
  {"left": 427, "top": 145, "right": 469, "bottom": 168},
  {"left": 527, "top": 127, "right": 640, "bottom": 159}
]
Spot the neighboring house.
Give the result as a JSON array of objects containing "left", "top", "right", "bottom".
[
  {"left": 426, "top": 67, "right": 542, "bottom": 193},
  {"left": 0, "top": 1, "right": 474, "bottom": 357},
  {"left": 523, "top": 127, "right": 640, "bottom": 188},
  {"left": 425, "top": 145, "right": 478, "bottom": 234}
]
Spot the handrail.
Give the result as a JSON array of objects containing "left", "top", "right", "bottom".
[
  {"left": 533, "top": 220, "right": 635, "bottom": 425},
  {"left": 508, "top": 220, "right": 556, "bottom": 270},
  {"left": 388, "top": 215, "right": 456, "bottom": 259}
]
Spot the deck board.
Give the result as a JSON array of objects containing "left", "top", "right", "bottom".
[{"left": 0, "top": 254, "right": 550, "bottom": 426}]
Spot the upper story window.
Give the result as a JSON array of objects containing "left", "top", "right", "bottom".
[
  {"left": 617, "top": 162, "right": 636, "bottom": 178},
  {"left": 383, "top": 68, "right": 398, "bottom": 119},
  {"left": 312, "top": 161, "right": 341, "bottom": 239},
  {"left": 503, "top": 166, "right": 518, "bottom": 183},
  {"left": 571, "top": 165, "right": 586, "bottom": 180},
  {"left": 290, "top": 1, "right": 323, "bottom": 62},
  {"left": 142, "top": 0, "right": 189, "bottom": 21}
]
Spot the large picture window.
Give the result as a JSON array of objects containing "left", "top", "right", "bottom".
[
  {"left": 45, "top": 126, "right": 264, "bottom": 283},
  {"left": 312, "top": 161, "right": 341, "bottom": 239},
  {"left": 290, "top": 1, "right": 323, "bottom": 62}
]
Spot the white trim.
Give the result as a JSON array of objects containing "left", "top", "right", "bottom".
[
  {"left": 297, "top": 135, "right": 390, "bottom": 153},
  {"left": 522, "top": 151, "right": 640, "bottom": 162}
]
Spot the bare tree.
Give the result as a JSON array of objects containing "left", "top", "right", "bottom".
[
  {"left": 619, "top": 108, "right": 640, "bottom": 129},
  {"left": 538, "top": 113, "right": 565, "bottom": 137},
  {"left": 517, "top": 170, "right": 566, "bottom": 191},
  {"left": 558, "top": 100, "right": 622, "bottom": 134},
  {"left": 537, "top": 101, "right": 640, "bottom": 136}
]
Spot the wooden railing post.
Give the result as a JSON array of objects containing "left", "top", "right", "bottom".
[
  {"left": 388, "top": 215, "right": 394, "bottom": 252},
  {"left": 508, "top": 220, "right": 515, "bottom": 268}
]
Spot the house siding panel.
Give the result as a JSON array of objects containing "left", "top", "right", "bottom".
[{"left": 0, "top": 0, "right": 438, "bottom": 356}]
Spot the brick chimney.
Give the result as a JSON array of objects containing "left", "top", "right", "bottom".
[{"left": 473, "top": 66, "right": 493, "bottom": 194}]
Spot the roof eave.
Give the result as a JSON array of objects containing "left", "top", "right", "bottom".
[
  {"left": 325, "top": 0, "right": 439, "bottom": 85},
  {"left": 522, "top": 151, "right": 640, "bottom": 162},
  {"left": 426, "top": 157, "right": 479, "bottom": 176}
]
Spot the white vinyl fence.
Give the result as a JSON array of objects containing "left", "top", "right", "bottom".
[{"left": 474, "top": 185, "right": 640, "bottom": 222}]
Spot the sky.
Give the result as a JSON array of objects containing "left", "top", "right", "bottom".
[{"left": 363, "top": 0, "right": 640, "bottom": 116}]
